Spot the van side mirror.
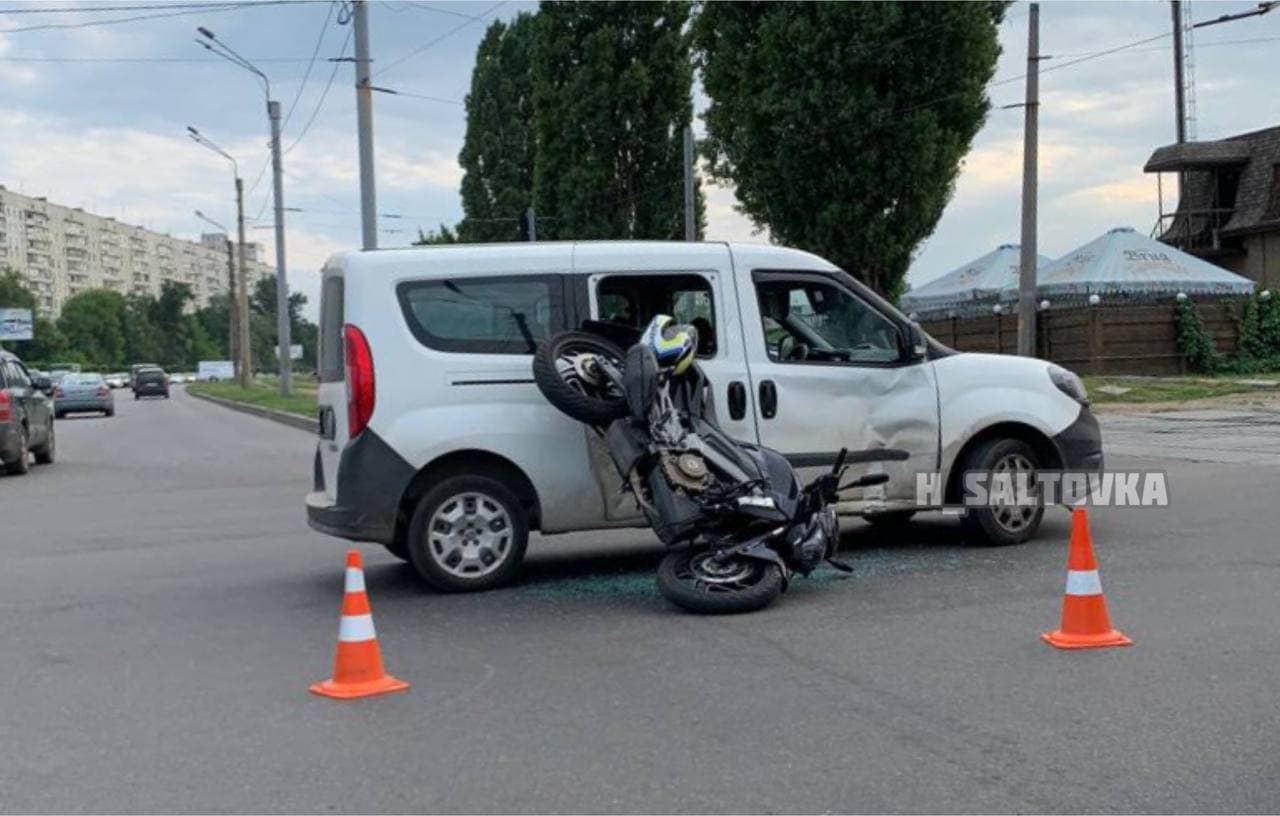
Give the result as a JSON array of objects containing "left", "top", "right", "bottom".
[
  {"left": 903, "top": 323, "right": 928, "bottom": 362},
  {"left": 32, "top": 375, "right": 53, "bottom": 393}
]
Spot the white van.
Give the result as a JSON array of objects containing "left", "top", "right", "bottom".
[{"left": 306, "top": 241, "right": 1102, "bottom": 591}]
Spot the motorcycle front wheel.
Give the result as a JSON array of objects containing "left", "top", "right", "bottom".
[{"left": 656, "top": 549, "right": 784, "bottom": 614}]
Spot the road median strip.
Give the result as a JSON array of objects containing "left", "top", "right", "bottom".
[{"left": 186, "top": 384, "right": 317, "bottom": 433}]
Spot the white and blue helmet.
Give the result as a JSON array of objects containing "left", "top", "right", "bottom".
[{"left": 640, "top": 314, "right": 698, "bottom": 376}]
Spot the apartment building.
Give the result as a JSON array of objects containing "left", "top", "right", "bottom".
[{"left": 0, "top": 184, "right": 274, "bottom": 316}]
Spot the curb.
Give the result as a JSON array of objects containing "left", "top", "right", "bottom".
[{"left": 186, "top": 387, "right": 317, "bottom": 433}]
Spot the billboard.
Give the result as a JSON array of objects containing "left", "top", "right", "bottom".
[
  {"left": 0, "top": 308, "right": 34, "bottom": 341},
  {"left": 197, "top": 360, "right": 236, "bottom": 382},
  {"left": 276, "top": 344, "right": 304, "bottom": 361}
]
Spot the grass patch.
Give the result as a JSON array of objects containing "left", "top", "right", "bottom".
[
  {"left": 188, "top": 379, "right": 317, "bottom": 418},
  {"left": 1084, "top": 374, "right": 1280, "bottom": 405}
]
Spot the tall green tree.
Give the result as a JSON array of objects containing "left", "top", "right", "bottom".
[
  {"left": 532, "top": 1, "right": 702, "bottom": 241},
  {"left": 695, "top": 2, "right": 1005, "bottom": 297},
  {"left": 458, "top": 13, "right": 537, "bottom": 243},
  {"left": 57, "top": 289, "right": 128, "bottom": 369},
  {"left": 250, "top": 276, "right": 315, "bottom": 370}
]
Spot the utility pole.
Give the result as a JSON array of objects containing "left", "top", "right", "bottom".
[
  {"left": 1172, "top": 0, "right": 1187, "bottom": 144},
  {"left": 525, "top": 207, "right": 537, "bottom": 242},
  {"left": 268, "top": 99, "right": 293, "bottom": 395},
  {"left": 352, "top": 0, "right": 378, "bottom": 251},
  {"left": 234, "top": 176, "right": 251, "bottom": 388},
  {"left": 1016, "top": 3, "right": 1040, "bottom": 358},
  {"left": 682, "top": 124, "right": 695, "bottom": 241}
]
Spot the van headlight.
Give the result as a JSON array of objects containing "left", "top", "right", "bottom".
[{"left": 1048, "top": 365, "right": 1088, "bottom": 404}]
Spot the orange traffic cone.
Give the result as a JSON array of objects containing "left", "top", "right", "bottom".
[
  {"left": 1042, "top": 507, "right": 1133, "bottom": 650},
  {"left": 310, "top": 549, "right": 410, "bottom": 699}
]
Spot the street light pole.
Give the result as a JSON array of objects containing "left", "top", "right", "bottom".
[
  {"left": 234, "top": 176, "right": 251, "bottom": 388},
  {"left": 196, "top": 27, "right": 291, "bottom": 396},
  {"left": 188, "top": 126, "right": 253, "bottom": 388},
  {"left": 194, "top": 208, "right": 240, "bottom": 380}
]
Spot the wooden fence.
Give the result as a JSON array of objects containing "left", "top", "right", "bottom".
[{"left": 920, "top": 302, "right": 1240, "bottom": 375}]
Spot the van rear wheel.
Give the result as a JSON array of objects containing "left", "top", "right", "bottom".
[{"left": 406, "top": 475, "right": 528, "bottom": 592}]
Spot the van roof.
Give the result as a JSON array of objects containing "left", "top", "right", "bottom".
[{"left": 321, "top": 240, "right": 838, "bottom": 276}]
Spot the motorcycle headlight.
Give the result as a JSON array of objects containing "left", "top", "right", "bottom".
[{"left": 1048, "top": 365, "right": 1088, "bottom": 405}]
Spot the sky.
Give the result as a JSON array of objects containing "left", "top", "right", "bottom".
[{"left": 0, "top": 0, "right": 1278, "bottom": 319}]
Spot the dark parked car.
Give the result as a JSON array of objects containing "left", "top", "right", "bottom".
[
  {"left": 0, "top": 350, "right": 56, "bottom": 475},
  {"left": 134, "top": 368, "right": 170, "bottom": 400}
]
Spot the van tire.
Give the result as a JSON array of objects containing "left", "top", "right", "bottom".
[
  {"left": 959, "top": 437, "right": 1044, "bottom": 546},
  {"left": 532, "top": 331, "right": 628, "bottom": 425},
  {"left": 406, "top": 475, "right": 528, "bottom": 592}
]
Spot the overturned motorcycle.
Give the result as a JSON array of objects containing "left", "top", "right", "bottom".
[{"left": 532, "top": 316, "right": 908, "bottom": 614}]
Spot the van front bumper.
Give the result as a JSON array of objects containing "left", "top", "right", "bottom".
[{"left": 1052, "top": 405, "right": 1104, "bottom": 471}]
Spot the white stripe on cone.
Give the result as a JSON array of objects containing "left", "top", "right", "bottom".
[
  {"left": 1065, "top": 569, "right": 1102, "bottom": 596},
  {"left": 344, "top": 567, "right": 366, "bottom": 593},
  {"left": 338, "top": 613, "right": 377, "bottom": 642}
]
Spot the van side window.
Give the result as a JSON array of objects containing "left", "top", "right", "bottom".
[
  {"left": 397, "top": 276, "right": 564, "bottom": 355},
  {"left": 755, "top": 276, "right": 901, "bottom": 365},
  {"left": 595, "top": 274, "right": 717, "bottom": 357}
]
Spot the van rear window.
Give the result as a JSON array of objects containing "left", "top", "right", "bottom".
[
  {"left": 396, "top": 276, "right": 564, "bottom": 354},
  {"left": 319, "top": 276, "right": 345, "bottom": 383}
]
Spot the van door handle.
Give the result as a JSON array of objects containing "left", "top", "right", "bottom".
[
  {"left": 727, "top": 382, "right": 746, "bottom": 421},
  {"left": 759, "top": 380, "right": 777, "bottom": 419}
]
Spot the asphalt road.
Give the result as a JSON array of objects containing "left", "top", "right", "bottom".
[{"left": 2, "top": 391, "right": 1278, "bottom": 813}]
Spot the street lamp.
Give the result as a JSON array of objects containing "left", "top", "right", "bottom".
[
  {"left": 188, "top": 126, "right": 252, "bottom": 389},
  {"left": 195, "top": 26, "right": 292, "bottom": 396}
]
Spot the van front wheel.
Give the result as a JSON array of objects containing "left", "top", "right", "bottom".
[
  {"left": 406, "top": 475, "right": 528, "bottom": 592},
  {"left": 960, "top": 437, "right": 1044, "bottom": 546}
]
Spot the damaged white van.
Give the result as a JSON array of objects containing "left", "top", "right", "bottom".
[{"left": 307, "top": 242, "right": 1102, "bottom": 591}]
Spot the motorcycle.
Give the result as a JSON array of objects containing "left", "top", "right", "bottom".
[{"left": 532, "top": 317, "right": 908, "bottom": 614}]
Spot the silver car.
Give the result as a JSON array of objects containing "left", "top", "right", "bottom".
[{"left": 54, "top": 373, "right": 115, "bottom": 418}]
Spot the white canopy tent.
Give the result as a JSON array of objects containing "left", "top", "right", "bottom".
[
  {"left": 900, "top": 244, "right": 1049, "bottom": 317},
  {"left": 1029, "top": 227, "right": 1255, "bottom": 301}
]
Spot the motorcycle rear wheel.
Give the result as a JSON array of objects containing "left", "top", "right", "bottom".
[
  {"left": 656, "top": 549, "right": 784, "bottom": 614},
  {"left": 532, "top": 331, "right": 629, "bottom": 425}
]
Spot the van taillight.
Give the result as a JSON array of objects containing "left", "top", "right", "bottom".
[
  {"left": 343, "top": 323, "right": 375, "bottom": 437},
  {"left": 0, "top": 390, "right": 10, "bottom": 422}
]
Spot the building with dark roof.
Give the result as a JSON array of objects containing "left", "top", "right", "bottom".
[{"left": 1144, "top": 124, "right": 1280, "bottom": 290}]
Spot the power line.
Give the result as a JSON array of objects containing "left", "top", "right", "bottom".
[
  {"left": 398, "top": 2, "right": 484, "bottom": 21},
  {"left": 369, "top": 85, "right": 463, "bottom": 105},
  {"left": 0, "top": 55, "right": 325, "bottom": 63},
  {"left": 283, "top": 25, "right": 353, "bottom": 154},
  {"left": 281, "top": 0, "right": 338, "bottom": 131},
  {"left": 0, "top": 1, "right": 298, "bottom": 34},
  {"left": 0, "top": 1, "right": 280, "bottom": 12},
  {"left": 375, "top": 0, "right": 506, "bottom": 78}
]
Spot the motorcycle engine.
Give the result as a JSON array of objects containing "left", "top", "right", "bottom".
[{"left": 661, "top": 451, "right": 709, "bottom": 493}]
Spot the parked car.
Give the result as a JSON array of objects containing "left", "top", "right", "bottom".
[
  {"left": 305, "top": 241, "right": 1103, "bottom": 592},
  {"left": 54, "top": 373, "right": 115, "bottom": 418},
  {"left": 130, "top": 363, "right": 159, "bottom": 390},
  {"left": 104, "top": 372, "right": 128, "bottom": 389},
  {"left": 0, "top": 350, "right": 56, "bottom": 475},
  {"left": 133, "top": 368, "right": 170, "bottom": 399}
]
